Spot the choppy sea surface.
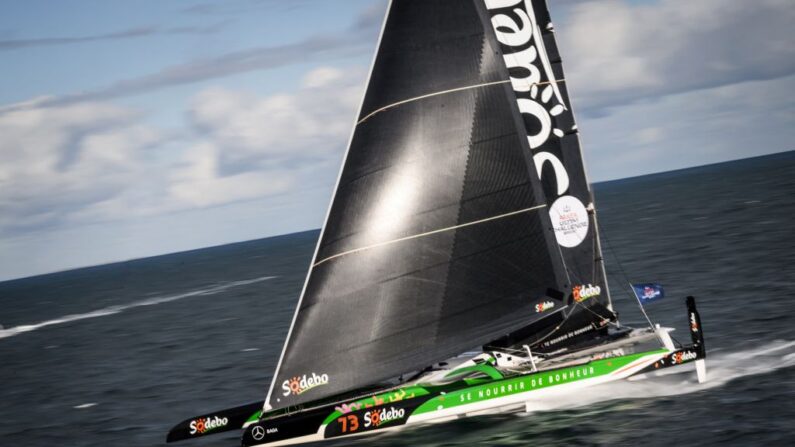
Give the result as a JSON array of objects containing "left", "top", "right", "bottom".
[{"left": 1, "top": 151, "right": 794, "bottom": 446}]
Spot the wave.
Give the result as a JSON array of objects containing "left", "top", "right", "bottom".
[
  {"left": 0, "top": 275, "right": 276, "bottom": 341},
  {"left": 518, "top": 339, "right": 795, "bottom": 414}
]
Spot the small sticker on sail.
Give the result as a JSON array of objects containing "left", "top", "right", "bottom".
[{"left": 549, "top": 196, "right": 589, "bottom": 248}]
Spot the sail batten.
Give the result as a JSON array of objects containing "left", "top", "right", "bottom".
[
  {"left": 357, "top": 79, "right": 512, "bottom": 125},
  {"left": 314, "top": 204, "right": 546, "bottom": 267}
]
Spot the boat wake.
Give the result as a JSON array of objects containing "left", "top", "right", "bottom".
[
  {"left": 520, "top": 339, "right": 795, "bottom": 414},
  {"left": 0, "top": 275, "right": 276, "bottom": 341}
]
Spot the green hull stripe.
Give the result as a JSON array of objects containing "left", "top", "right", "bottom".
[
  {"left": 246, "top": 411, "right": 262, "bottom": 424},
  {"left": 412, "top": 350, "right": 665, "bottom": 415},
  {"left": 316, "top": 350, "right": 665, "bottom": 426}
]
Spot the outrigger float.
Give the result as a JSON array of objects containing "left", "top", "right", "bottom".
[{"left": 167, "top": 0, "right": 708, "bottom": 445}]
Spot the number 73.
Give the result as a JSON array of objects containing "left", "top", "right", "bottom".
[{"left": 337, "top": 415, "right": 359, "bottom": 433}]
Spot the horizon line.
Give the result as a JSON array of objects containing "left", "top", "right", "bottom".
[{"left": 2, "top": 148, "right": 792, "bottom": 284}]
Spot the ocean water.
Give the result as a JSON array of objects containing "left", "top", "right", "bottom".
[{"left": 1, "top": 151, "right": 793, "bottom": 446}]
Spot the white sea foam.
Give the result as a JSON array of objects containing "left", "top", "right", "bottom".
[
  {"left": 74, "top": 403, "right": 98, "bottom": 409},
  {"left": 0, "top": 275, "right": 276, "bottom": 341},
  {"left": 519, "top": 339, "right": 795, "bottom": 414}
]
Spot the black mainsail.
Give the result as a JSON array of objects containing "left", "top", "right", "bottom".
[{"left": 264, "top": 0, "right": 610, "bottom": 412}]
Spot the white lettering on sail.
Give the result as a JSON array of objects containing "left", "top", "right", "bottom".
[
  {"left": 490, "top": 8, "right": 533, "bottom": 47},
  {"left": 518, "top": 98, "right": 552, "bottom": 149},
  {"left": 484, "top": 0, "right": 524, "bottom": 8},
  {"left": 504, "top": 46, "right": 541, "bottom": 92},
  {"left": 484, "top": 0, "right": 587, "bottom": 248},
  {"left": 533, "top": 152, "right": 569, "bottom": 195}
]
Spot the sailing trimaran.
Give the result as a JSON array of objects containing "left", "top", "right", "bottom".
[{"left": 167, "top": 1, "right": 708, "bottom": 445}]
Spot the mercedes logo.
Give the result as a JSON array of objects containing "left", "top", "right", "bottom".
[{"left": 251, "top": 425, "right": 266, "bottom": 441}]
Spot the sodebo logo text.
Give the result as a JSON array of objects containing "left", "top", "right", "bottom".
[
  {"left": 573, "top": 284, "right": 601, "bottom": 302},
  {"left": 535, "top": 300, "right": 555, "bottom": 313},
  {"left": 282, "top": 372, "right": 329, "bottom": 396},
  {"left": 189, "top": 416, "right": 228, "bottom": 435},
  {"left": 364, "top": 407, "right": 405, "bottom": 428},
  {"left": 673, "top": 350, "right": 697, "bottom": 364}
]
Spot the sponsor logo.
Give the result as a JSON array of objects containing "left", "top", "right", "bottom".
[
  {"left": 573, "top": 284, "right": 601, "bottom": 302},
  {"left": 550, "top": 196, "right": 590, "bottom": 248},
  {"left": 363, "top": 407, "right": 405, "bottom": 428},
  {"left": 690, "top": 313, "right": 699, "bottom": 332},
  {"left": 282, "top": 372, "right": 329, "bottom": 396},
  {"left": 672, "top": 350, "right": 698, "bottom": 364},
  {"left": 641, "top": 286, "right": 661, "bottom": 300},
  {"left": 251, "top": 425, "right": 266, "bottom": 441},
  {"left": 535, "top": 300, "right": 555, "bottom": 313},
  {"left": 266, "top": 428, "right": 278, "bottom": 434},
  {"left": 484, "top": 0, "right": 590, "bottom": 248},
  {"left": 189, "top": 416, "right": 228, "bottom": 435}
]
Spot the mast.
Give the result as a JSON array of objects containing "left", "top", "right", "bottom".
[{"left": 591, "top": 206, "right": 613, "bottom": 312}]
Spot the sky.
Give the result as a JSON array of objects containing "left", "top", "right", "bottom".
[{"left": 0, "top": 0, "right": 793, "bottom": 281}]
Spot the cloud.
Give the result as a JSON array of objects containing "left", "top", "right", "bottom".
[
  {"left": 0, "top": 4, "right": 383, "bottom": 115},
  {"left": 0, "top": 65, "right": 365, "bottom": 238},
  {"left": 581, "top": 74, "right": 795, "bottom": 181},
  {"left": 0, "top": 101, "right": 160, "bottom": 234},
  {"left": 558, "top": 0, "right": 795, "bottom": 114},
  {"left": 0, "top": 38, "right": 363, "bottom": 115},
  {"left": 166, "top": 143, "right": 295, "bottom": 208},
  {"left": 188, "top": 66, "right": 363, "bottom": 171},
  {"left": 183, "top": 0, "right": 324, "bottom": 15},
  {"left": 0, "top": 24, "right": 226, "bottom": 51},
  {"left": 349, "top": 1, "right": 389, "bottom": 33}
]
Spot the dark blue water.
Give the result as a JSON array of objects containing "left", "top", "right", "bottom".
[{"left": 1, "top": 152, "right": 793, "bottom": 446}]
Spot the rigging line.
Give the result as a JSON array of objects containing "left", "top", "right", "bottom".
[
  {"left": 548, "top": 203, "right": 574, "bottom": 285},
  {"left": 529, "top": 300, "right": 583, "bottom": 348},
  {"left": 527, "top": 298, "right": 616, "bottom": 350},
  {"left": 598, "top": 225, "right": 637, "bottom": 302},
  {"left": 357, "top": 80, "right": 510, "bottom": 125},
  {"left": 628, "top": 282, "right": 658, "bottom": 332},
  {"left": 313, "top": 204, "right": 547, "bottom": 267},
  {"left": 599, "top": 225, "right": 660, "bottom": 340},
  {"left": 598, "top": 228, "right": 660, "bottom": 338},
  {"left": 580, "top": 303, "right": 620, "bottom": 329}
]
